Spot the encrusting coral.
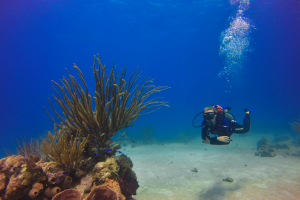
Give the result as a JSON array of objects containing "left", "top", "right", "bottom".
[
  {"left": 52, "top": 189, "right": 81, "bottom": 200},
  {"left": 0, "top": 154, "right": 138, "bottom": 200},
  {"left": 93, "top": 157, "right": 120, "bottom": 186},
  {"left": 41, "top": 126, "right": 88, "bottom": 171},
  {"left": 0, "top": 172, "right": 6, "bottom": 194},
  {"left": 103, "top": 178, "right": 126, "bottom": 200},
  {"left": 86, "top": 185, "right": 118, "bottom": 200},
  {"left": 115, "top": 154, "right": 133, "bottom": 177},
  {"left": 59, "top": 176, "right": 72, "bottom": 190},
  {"left": 39, "top": 161, "right": 66, "bottom": 185},
  {"left": 51, "top": 185, "right": 124, "bottom": 200},
  {"left": 118, "top": 167, "right": 139, "bottom": 200},
  {"left": 0, "top": 155, "right": 45, "bottom": 200},
  {"left": 45, "top": 55, "right": 169, "bottom": 149}
]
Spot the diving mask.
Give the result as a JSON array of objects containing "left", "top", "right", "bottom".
[{"left": 203, "top": 112, "right": 215, "bottom": 120}]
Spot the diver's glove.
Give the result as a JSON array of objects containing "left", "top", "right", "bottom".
[{"left": 244, "top": 108, "right": 251, "bottom": 114}]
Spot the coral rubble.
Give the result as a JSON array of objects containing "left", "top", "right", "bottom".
[{"left": 223, "top": 177, "right": 234, "bottom": 182}]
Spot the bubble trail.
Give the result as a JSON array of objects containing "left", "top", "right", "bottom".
[{"left": 218, "top": 0, "right": 253, "bottom": 78}]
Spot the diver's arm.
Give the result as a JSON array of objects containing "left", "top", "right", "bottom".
[
  {"left": 205, "top": 127, "right": 231, "bottom": 145},
  {"left": 212, "top": 128, "right": 231, "bottom": 145},
  {"left": 213, "top": 120, "right": 231, "bottom": 145},
  {"left": 210, "top": 137, "right": 231, "bottom": 145},
  {"left": 202, "top": 127, "right": 216, "bottom": 145},
  {"left": 232, "top": 113, "right": 251, "bottom": 134},
  {"left": 203, "top": 136, "right": 230, "bottom": 145},
  {"left": 202, "top": 126, "right": 210, "bottom": 144}
]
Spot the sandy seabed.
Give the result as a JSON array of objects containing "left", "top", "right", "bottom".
[{"left": 124, "top": 134, "right": 300, "bottom": 200}]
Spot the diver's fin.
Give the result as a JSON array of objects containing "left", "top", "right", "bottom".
[{"left": 244, "top": 108, "right": 255, "bottom": 113}]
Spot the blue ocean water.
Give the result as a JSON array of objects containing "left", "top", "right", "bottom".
[{"left": 0, "top": 0, "right": 299, "bottom": 157}]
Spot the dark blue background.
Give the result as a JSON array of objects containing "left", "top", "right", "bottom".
[{"left": 0, "top": 0, "right": 299, "bottom": 157}]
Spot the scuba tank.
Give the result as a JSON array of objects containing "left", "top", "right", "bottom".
[{"left": 214, "top": 105, "right": 235, "bottom": 124}]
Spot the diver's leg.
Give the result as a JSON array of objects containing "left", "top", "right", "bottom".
[{"left": 233, "top": 114, "right": 251, "bottom": 134}]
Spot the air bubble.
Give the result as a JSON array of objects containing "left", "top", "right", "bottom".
[{"left": 218, "top": 0, "right": 252, "bottom": 78}]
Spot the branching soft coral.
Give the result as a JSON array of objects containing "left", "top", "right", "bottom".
[
  {"left": 41, "top": 126, "right": 88, "bottom": 171},
  {"left": 45, "top": 55, "right": 169, "bottom": 148},
  {"left": 14, "top": 137, "right": 43, "bottom": 158}
]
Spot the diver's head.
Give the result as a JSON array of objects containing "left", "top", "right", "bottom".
[{"left": 203, "top": 106, "right": 217, "bottom": 124}]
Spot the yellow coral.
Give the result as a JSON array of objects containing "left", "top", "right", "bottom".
[
  {"left": 45, "top": 55, "right": 169, "bottom": 148},
  {"left": 41, "top": 126, "right": 88, "bottom": 170}
]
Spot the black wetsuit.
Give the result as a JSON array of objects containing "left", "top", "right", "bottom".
[{"left": 202, "top": 113, "right": 251, "bottom": 145}]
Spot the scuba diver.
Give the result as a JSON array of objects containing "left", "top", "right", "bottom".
[{"left": 193, "top": 105, "right": 251, "bottom": 145}]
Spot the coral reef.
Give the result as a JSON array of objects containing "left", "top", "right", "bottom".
[
  {"left": 0, "top": 154, "right": 138, "bottom": 200},
  {"left": 53, "top": 177, "right": 127, "bottom": 200},
  {"left": 0, "top": 155, "right": 45, "bottom": 200},
  {"left": 0, "top": 173, "right": 7, "bottom": 194},
  {"left": 39, "top": 161, "right": 66, "bottom": 185},
  {"left": 93, "top": 158, "right": 120, "bottom": 185},
  {"left": 118, "top": 168, "right": 139, "bottom": 200},
  {"left": 29, "top": 183, "right": 44, "bottom": 198},
  {"left": 73, "top": 174, "right": 93, "bottom": 197},
  {"left": 41, "top": 127, "right": 88, "bottom": 171},
  {"left": 256, "top": 137, "right": 268, "bottom": 151},
  {"left": 60, "top": 176, "right": 72, "bottom": 190},
  {"left": 255, "top": 135, "right": 298, "bottom": 157},
  {"left": 103, "top": 178, "right": 125, "bottom": 200},
  {"left": 260, "top": 149, "right": 276, "bottom": 157},
  {"left": 272, "top": 133, "right": 291, "bottom": 143},
  {"left": 44, "top": 186, "right": 61, "bottom": 198},
  {"left": 52, "top": 189, "right": 81, "bottom": 200},
  {"left": 255, "top": 138, "right": 276, "bottom": 157},
  {"left": 115, "top": 154, "right": 133, "bottom": 177},
  {"left": 86, "top": 186, "right": 118, "bottom": 200},
  {"left": 14, "top": 137, "right": 44, "bottom": 159},
  {"left": 0, "top": 55, "right": 166, "bottom": 200},
  {"left": 45, "top": 55, "right": 169, "bottom": 149}
]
